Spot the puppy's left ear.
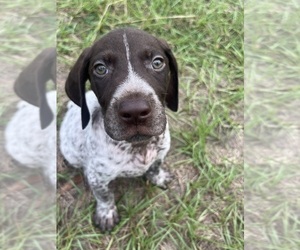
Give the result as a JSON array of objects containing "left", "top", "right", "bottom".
[
  {"left": 14, "top": 47, "right": 56, "bottom": 129},
  {"left": 158, "top": 39, "right": 179, "bottom": 112}
]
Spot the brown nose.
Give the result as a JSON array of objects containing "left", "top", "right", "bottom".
[{"left": 118, "top": 99, "right": 151, "bottom": 124}]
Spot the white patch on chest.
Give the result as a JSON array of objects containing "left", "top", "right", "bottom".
[{"left": 87, "top": 121, "right": 169, "bottom": 179}]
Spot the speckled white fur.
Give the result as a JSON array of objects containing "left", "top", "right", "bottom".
[
  {"left": 60, "top": 91, "right": 172, "bottom": 231},
  {"left": 60, "top": 91, "right": 170, "bottom": 180},
  {"left": 60, "top": 29, "right": 176, "bottom": 232},
  {"left": 5, "top": 91, "right": 57, "bottom": 187}
]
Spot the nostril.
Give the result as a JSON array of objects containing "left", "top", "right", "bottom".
[
  {"left": 121, "top": 112, "right": 132, "bottom": 119},
  {"left": 140, "top": 109, "right": 151, "bottom": 118},
  {"left": 118, "top": 99, "right": 152, "bottom": 124}
]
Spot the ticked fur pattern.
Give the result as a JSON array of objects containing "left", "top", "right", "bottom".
[
  {"left": 60, "top": 28, "right": 177, "bottom": 232},
  {"left": 5, "top": 91, "right": 57, "bottom": 187},
  {"left": 60, "top": 91, "right": 173, "bottom": 231}
]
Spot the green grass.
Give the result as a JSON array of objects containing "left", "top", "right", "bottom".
[
  {"left": 0, "top": 0, "right": 56, "bottom": 66},
  {"left": 0, "top": 194, "right": 55, "bottom": 250},
  {"left": 0, "top": 1, "right": 56, "bottom": 250},
  {"left": 245, "top": 0, "right": 300, "bottom": 249},
  {"left": 57, "top": 0, "right": 243, "bottom": 249},
  {"left": 0, "top": 166, "right": 56, "bottom": 249}
]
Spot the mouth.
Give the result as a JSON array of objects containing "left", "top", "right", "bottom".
[
  {"left": 104, "top": 115, "right": 166, "bottom": 142},
  {"left": 125, "top": 134, "right": 153, "bottom": 143},
  {"left": 104, "top": 124, "right": 156, "bottom": 142}
]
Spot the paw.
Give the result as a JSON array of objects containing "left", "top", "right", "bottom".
[
  {"left": 147, "top": 168, "right": 174, "bottom": 190},
  {"left": 93, "top": 205, "right": 120, "bottom": 232}
]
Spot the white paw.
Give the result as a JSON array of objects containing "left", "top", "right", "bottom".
[
  {"left": 93, "top": 205, "right": 120, "bottom": 232},
  {"left": 149, "top": 168, "right": 174, "bottom": 190}
]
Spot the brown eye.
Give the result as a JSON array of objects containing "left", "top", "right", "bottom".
[
  {"left": 94, "top": 63, "right": 108, "bottom": 76},
  {"left": 152, "top": 57, "right": 165, "bottom": 70}
]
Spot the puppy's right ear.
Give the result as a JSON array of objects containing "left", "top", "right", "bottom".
[
  {"left": 14, "top": 47, "right": 56, "bottom": 129},
  {"left": 65, "top": 48, "right": 91, "bottom": 129}
]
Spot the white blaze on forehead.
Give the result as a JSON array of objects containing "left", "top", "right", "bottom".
[
  {"left": 123, "top": 33, "right": 133, "bottom": 72},
  {"left": 111, "top": 33, "right": 159, "bottom": 102}
]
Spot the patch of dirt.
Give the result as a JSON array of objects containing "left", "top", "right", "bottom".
[{"left": 206, "top": 128, "right": 243, "bottom": 166}]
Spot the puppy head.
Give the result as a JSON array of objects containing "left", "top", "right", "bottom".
[
  {"left": 14, "top": 47, "right": 56, "bottom": 129},
  {"left": 65, "top": 28, "right": 178, "bottom": 142}
]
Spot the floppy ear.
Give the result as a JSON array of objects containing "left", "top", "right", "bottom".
[
  {"left": 65, "top": 48, "right": 91, "bottom": 129},
  {"left": 14, "top": 47, "right": 56, "bottom": 129},
  {"left": 158, "top": 39, "right": 179, "bottom": 112}
]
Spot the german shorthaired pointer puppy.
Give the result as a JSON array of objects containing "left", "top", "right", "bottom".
[
  {"left": 5, "top": 48, "right": 56, "bottom": 187},
  {"left": 60, "top": 28, "right": 178, "bottom": 232}
]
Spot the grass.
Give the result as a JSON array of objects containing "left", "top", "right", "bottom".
[
  {"left": 2, "top": 0, "right": 298, "bottom": 249},
  {"left": 0, "top": 0, "right": 243, "bottom": 249},
  {"left": 245, "top": 0, "right": 300, "bottom": 249},
  {"left": 0, "top": 1, "right": 56, "bottom": 250},
  {"left": 57, "top": 0, "right": 243, "bottom": 249},
  {"left": 0, "top": 0, "right": 56, "bottom": 66}
]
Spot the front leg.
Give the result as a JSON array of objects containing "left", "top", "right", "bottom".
[
  {"left": 145, "top": 160, "right": 174, "bottom": 189},
  {"left": 85, "top": 170, "right": 119, "bottom": 232},
  {"left": 91, "top": 185, "right": 119, "bottom": 232}
]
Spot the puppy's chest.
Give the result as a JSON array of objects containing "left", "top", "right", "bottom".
[
  {"left": 87, "top": 135, "right": 166, "bottom": 178},
  {"left": 113, "top": 143, "right": 159, "bottom": 177}
]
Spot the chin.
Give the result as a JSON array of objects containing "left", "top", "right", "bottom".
[{"left": 125, "top": 134, "right": 153, "bottom": 144}]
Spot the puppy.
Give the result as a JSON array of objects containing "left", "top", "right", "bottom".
[
  {"left": 5, "top": 48, "right": 56, "bottom": 187},
  {"left": 60, "top": 28, "right": 178, "bottom": 231}
]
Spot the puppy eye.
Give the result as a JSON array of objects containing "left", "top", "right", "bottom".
[
  {"left": 152, "top": 57, "right": 165, "bottom": 70},
  {"left": 94, "top": 63, "right": 108, "bottom": 76}
]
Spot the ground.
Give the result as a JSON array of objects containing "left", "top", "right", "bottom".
[
  {"left": 56, "top": 1, "right": 244, "bottom": 249},
  {"left": 0, "top": 0, "right": 244, "bottom": 249}
]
